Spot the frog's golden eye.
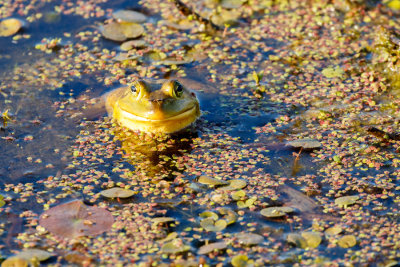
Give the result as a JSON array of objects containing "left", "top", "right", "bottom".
[
  {"left": 173, "top": 81, "right": 184, "bottom": 98},
  {"left": 130, "top": 80, "right": 144, "bottom": 97}
]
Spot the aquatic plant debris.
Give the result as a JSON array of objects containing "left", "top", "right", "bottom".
[
  {"left": 39, "top": 200, "right": 114, "bottom": 239},
  {"left": 100, "top": 187, "right": 137, "bottom": 198},
  {"left": 286, "top": 138, "right": 322, "bottom": 149},
  {"left": 260, "top": 206, "right": 294, "bottom": 218},
  {"left": 335, "top": 195, "right": 359, "bottom": 208},
  {"left": 112, "top": 10, "right": 148, "bottom": 23},
  {"left": 198, "top": 241, "right": 227, "bottom": 254}
]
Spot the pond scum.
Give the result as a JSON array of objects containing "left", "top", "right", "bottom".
[{"left": 1, "top": 0, "right": 400, "bottom": 266}]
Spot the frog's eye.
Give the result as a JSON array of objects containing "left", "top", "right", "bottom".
[
  {"left": 173, "top": 81, "right": 184, "bottom": 98},
  {"left": 130, "top": 84, "right": 138, "bottom": 95},
  {"left": 130, "top": 81, "right": 142, "bottom": 96}
]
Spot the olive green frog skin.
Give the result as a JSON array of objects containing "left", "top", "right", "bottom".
[{"left": 105, "top": 79, "right": 200, "bottom": 133}]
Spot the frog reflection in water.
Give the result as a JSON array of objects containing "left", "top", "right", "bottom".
[
  {"left": 105, "top": 79, "right": 200, "bottom": 134},
  {"left": 103, "top": 79, "right": 200, "bottom": 177}
]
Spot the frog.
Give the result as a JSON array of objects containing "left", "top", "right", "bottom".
[{"left": 104, "top": 79, "right": 200, "bottom": 134}]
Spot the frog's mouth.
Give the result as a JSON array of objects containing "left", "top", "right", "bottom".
[{"left": 120, "top": 105, "right": 199, "bottom": 122}]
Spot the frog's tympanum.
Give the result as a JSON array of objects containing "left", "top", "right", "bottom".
[{"left": 105, "top": 79, "right": 200, "bottom": 134}]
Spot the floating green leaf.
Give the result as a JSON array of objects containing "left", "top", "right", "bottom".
[
  {"left": 0, "top": 18, "right": 23, "bottom": 37},
  {"left": 200, "top": 218, "right": 227, "bottom": 232},
  {"left": 337, "top": 235, "right": 357, "bottom": 248},
  {"left": 1, "top": 257, "right": 28, "bottom": 267},
  {"left": 387, "top": 0, "right": 400, "bottom": 10},
  {"left": 218, "top": 207, "right": 237, "bottom": 225},
  {"left": 231, "top": 190, "right": 246, "bottom": 200},
  {"left": 335, "top": 195, "right": 359, "bottom": 208},
  {"left": 158, "top": 232, "right": 178, "bottom": 243},
  {"left": 199, "top": 211, "right": 219, "bottom": 221},
  {"left": 301, "top": 232, "right": 322, "bottom": 248},
  {"left": 100, "top": 187, "right": 136, "bottom": 198},
  {"left": 161, "top": 239, "right": 190, "bottom": 253},
  {"left": 260, "top": 206, "right": 294, "bottom": 218},
  {"left": 325, "top": 226, "right": 342, "bottom": 236},
  {"left": 0, "top": 194, "right": 5, "bottom": 207},
  {"left": 287, "top": 233, "right": 307, "bottom": 249},
  {"left": 321, "top": 66, "right": 344, "bottom": 78},
  {"left": 231, "top": 254, "right": 254, "bottom": 267},
  {"left": 237, "top": 196, "right": 257, "bottom": 209}
]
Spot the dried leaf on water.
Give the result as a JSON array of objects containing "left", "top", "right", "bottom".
[
  {"left": 161, "top": 58, "right": 193, "bottom": 65},
  {"left": 211, "top": 9, "right": 241, "bottom": 27},
  {"left": 120, "top": 40, "right": 147, "bottom": 51},
  {"left": 159, "top": 19, "right": 195, "bottom": 30},
  {"left": 39, "top": 200, "right": 114, "bottom": 239},
  {"left": 64, "top": 252, "right": 93, "bottom": 266},
  {"left": 112, "top": 10, "right": 148, "bottom": 23},
  {"left": 100, "top": 187, "right": 136, "bottom": 198},
  {"left": 218, "top": 179, "right": 247, "bottom": 191},
  {"left": 335, "top": 195, "right": 359, "bottom": 208},
  {"left": 198, "top": 175, "right": 229, "bottom": 186},
  {"left": 286, "top": 139, "right": 322, "bottom": 149},
  {"left": 114, "top": 52, "right": 140, "bottom": 61},
  {"left": 101, "top": 21, "right": 144, "bottom": 41},
  {"left": 236, "top": 232, "right": 264, "bottom": 245},
  {"left": 16, "top": 249, "right": 53, "bottom": 262},
  {"left": 220, "top": 0, "right": 246, "bottom": 9},
  {"left": 260, "top": 206, "right": 294, "bottom": 218},
  {"left": 198, "top": 241, "right": 227, "bottom": 254}
]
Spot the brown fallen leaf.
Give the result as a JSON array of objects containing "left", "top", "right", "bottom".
[{"left": 39, "top": 200, "right": 114, "bottom": 239}]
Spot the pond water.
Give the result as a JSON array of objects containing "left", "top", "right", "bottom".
[{"left": 1, "top": 0, "right": 400, "bottom": 266}]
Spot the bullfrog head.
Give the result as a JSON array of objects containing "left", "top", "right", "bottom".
[{"left": 105, "top": 79, "right": 200, "bottom": 133}]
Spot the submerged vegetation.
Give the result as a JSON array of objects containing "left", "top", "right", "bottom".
[{"left": 1, "top": 0, "right": 400, "bottom": 265}]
